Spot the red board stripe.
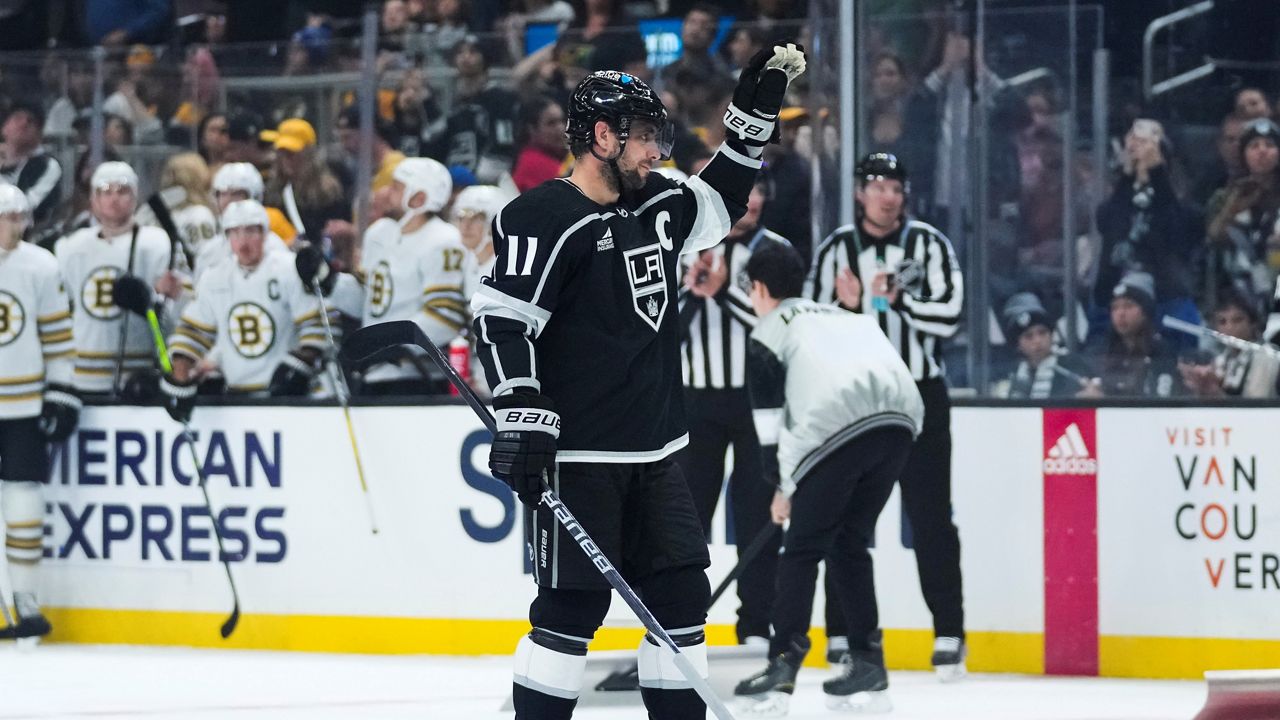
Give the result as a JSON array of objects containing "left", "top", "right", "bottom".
[{"left": 1042, "top": 408, "right": 1099, "bottom": 676}]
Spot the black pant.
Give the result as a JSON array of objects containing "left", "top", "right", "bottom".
[
  {"left": 769, "top": 427, "right": 914, "bottom": 657},
  {"left": 828, "top": 378, "right": 965, "bottom": 641},
  {"left": 0, "top": 417, "right": 47, "bottom": 482},
  {"left": 675, "top": 387, "right": 778, "bottom": 641}
]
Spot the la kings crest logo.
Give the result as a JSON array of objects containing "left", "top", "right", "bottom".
[
  {"left": 0, "top": 290, "right": 24, "bottom": 345},
  {"left": 623, "top": 243, "right": 667, "bottom": 332}
]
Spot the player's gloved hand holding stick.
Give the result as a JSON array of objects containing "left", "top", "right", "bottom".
[
  {"left": 490, "top": 393, "right": 559, "bottom": 507},
  {"left": 113, "top": 277, "right": 242, "bottom": 638},
  {"left": 340, "top": 320, "right": 739, "bottom": 720}
]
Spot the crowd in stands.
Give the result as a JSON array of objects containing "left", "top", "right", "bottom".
[{"left": 1, "top": 0, "right": 1279, "bottom": 402}]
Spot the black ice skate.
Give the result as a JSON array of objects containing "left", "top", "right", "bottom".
[
  {"left": 732, "top": 635, "right": 810, "bottom": 717},
  {"left": 931, "top": 636, "right": 967, "bottom": 682},
  {"left": 6, "top": 594, "right": 52, "bottom": 646},
  {"left": 823, "top": 642, "right": 892, "bottom": 713}
]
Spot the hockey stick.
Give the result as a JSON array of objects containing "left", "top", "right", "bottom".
[
  {"left": 597, "top": 520, "right": 781, "bottom": 692},
  {"left": 146, "top": 189, "right": 196, "bottom": 270},
  {"left": 141, "top": 307, "right": 242, "bottom": 638},
  {"left": 1162, "top": 315, "right": 1280, "bottom": 360},
  {"left": 341, "top": 320, "right": 737, "bottom": 720},
  {"left": 309, "top": 284, "right": 379, "bottom": 535}
]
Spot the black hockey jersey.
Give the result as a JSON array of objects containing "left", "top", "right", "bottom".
[{"left": 472, "top": 142, "right": 762, "bottom": 462}]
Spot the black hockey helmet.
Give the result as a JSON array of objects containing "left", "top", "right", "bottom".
[
  {"left": 566, "top": 71, "right": 674, "bottom": 159},
  {"left": 855, "top": 152, "right": 910, "bottom": 193}
]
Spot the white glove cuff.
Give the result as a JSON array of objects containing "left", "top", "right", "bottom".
[
  {"left": 281, "top": 353, "right": 315, "bottom": 376},
  {"left": 159, "top": 376, "right": 196, "bottom": 399},
  {"left": 495, "top": 406, "right": 561, "bottom": 439},
  {"left": 44, "top": 389, "right": 83, "bottom": 411}
]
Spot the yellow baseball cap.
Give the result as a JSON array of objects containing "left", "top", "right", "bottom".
[
  {"left": 261, "top": 118, "right": 317, "bottom": 153},
  {"left": 779, "top": 107, "right": 809, "bottom": 122}
]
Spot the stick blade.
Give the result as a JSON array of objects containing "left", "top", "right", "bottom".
[
  {"left": 220, "top": 603, "right": 240, "bottom": 639},
  {"left": 339, "top": 320, "right": 426, "bottom": 368}
]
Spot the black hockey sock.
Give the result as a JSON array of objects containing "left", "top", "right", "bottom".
[
  {"left": 640, "top": 686, "right": 704, "bottom": 720},
  {"left": 512, "top": 682, "right": 578, "bottom": 720}
]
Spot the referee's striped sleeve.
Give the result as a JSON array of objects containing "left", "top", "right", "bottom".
[{"left": 897, "top": 230, "right": 963, "bottom": 338}]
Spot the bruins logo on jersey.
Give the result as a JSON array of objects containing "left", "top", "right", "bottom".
[
  {"left": 368, "top": 261, "right": 394, "bottom": 318},
  {"left": 0, "top": 290, "right": 25, "bottom": 346},
  {"left": 81, "top": 266, "right": 123, "bottom": 320},
  {"left": 227, "top": 302, "right": 276, "bottom": 358}
]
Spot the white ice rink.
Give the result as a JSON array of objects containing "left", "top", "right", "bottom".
[{"left": 0, "top": 643, "right": 1207, "bottom": 720}]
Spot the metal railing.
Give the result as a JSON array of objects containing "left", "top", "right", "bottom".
[{"left": 1143, "top": 0, "right": 1215, "bottom": 99}]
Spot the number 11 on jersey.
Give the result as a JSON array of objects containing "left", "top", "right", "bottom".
[{"left": 505, "top": 236, "right": 538, "bottom": 276}]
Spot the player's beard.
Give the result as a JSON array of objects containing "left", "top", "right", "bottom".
[{"left": 605, "top": 159, "right": 646, "bottom": 194}]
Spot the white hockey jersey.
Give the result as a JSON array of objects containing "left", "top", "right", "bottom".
[
  {"left": 360, "top": 217, "right": 468, "bottom": 383},
  {"left": 173, "top": 204, "right": 218, "bottom": 256},
  {"left": 0, "top": 242, "right": 74, "bottom": 419},
  {"left": 55, "top": 225, "right": 172, "bottom": 393},
  {"left": 170, "top": 251, "right": 325, "bottom": 393}
]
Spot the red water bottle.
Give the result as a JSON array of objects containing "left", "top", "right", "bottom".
[{"left": 448, "top": 336, "right": 470, "bottom": 396}]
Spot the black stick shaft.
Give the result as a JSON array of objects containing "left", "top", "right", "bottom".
[{"left": 408, "top": 325, "right": 733, "bottom": 719}]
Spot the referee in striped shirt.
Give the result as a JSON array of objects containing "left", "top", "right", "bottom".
[
  {"left": 677, "top": 179, "right": 787, "bottom": 643},
  {"left": 806, "top": 153, "right": 968, "bottom": 678}
]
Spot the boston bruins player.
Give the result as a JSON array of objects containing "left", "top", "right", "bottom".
[
  {"left": 357, "top": 157, "right": 468, "bottom": 395},
  {"left": 472, "top": 44, "right": 805, "bottom": 720},
  {"left": 157, "top": 200, "right": 324, "bottom": 404},
  {"left": 54, "top": 161, "right": 175, "bottom": 395},
  {"left": 0, "top": 184, "right": 79, "bottom": 640},
  {"left": 194, "top": 162, "right": 289, "bottom": 284}
]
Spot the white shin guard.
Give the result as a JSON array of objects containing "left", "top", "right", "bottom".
[
  {"left": 2, "top": 480, "right": 43, "bottom": 597},
  {"left": 512, "top": 631, "right": 589, "bottom": 700},
  {"left": 637, "top": 628, "right": 709, "bottom": 691}
]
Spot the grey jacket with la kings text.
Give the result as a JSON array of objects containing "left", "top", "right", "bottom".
[{"left": 749, "top": 297, "right": 925, "bottom": 496}]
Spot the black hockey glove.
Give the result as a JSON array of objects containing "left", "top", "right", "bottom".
[
  {"left": 159, "top": 373, "right": 197, "bottom": 424},
  {"left": 295, "top": 243, "right": 337, "bottom": 296},
  {"left": 268, "top": 352, "right": 317, "bottom": 396},
  {"left": 724, "top": 42, "right": 807, "bottom": 147},
  {"left": 39, "top": 383, "right": 82, "bottom": 442},
  {"left": 490, "top": 392, "right": 559, "bottom": 506},
  {"left": 113, "top": 274, "right": 158, "bottom": 317}
]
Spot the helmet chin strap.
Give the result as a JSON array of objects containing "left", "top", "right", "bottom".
[
  {"left": 397, "top": 191, "right": 430, "bottom": 230},
  {"left": 590, "top": 135, "right": 627, "bottom": 195}
]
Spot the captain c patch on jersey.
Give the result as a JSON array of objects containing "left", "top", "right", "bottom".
[
  {"left": 623, "top": 243, "right": 667, "bottom": 332},
  {"left": 0, "top": 290, "right": 24, "bottom": 345},
  {"left": 227, "top": 302, "right": 276, "bottom": 357}
]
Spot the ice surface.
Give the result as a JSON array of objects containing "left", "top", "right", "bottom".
[{"left": 0, "top": 644, "right": 1206, "bottom": 719}]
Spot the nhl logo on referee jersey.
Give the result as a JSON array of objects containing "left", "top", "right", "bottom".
[
  {"left": 0, "top": 290, "right": 24, "bottom": 346},
  {"left": 623, "top": 243, "right": 667, "bottom": 332}
]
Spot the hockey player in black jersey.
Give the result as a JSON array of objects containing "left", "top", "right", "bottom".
[{"left": 471, "top": 45, "right": 805, "bottom": 720}]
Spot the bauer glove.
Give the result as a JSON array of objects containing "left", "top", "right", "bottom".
[
  {"left": 490, "top": 392, "right": 559, "bottom": 506},
  {"left": 39, "top": 383, "right": 82, "bottom": 442},
  {"left": 159, "top": 373, "right": 197, "bottom": 424},
  {"left": 723, "top": 42, "right": 807, "bottom": 147}
]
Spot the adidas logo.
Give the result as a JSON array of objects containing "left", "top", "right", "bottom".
[
  {"left": 597, "top": 227, "right": 614, "bottom": 251},
  {"left": 1043, "top": 423, "right": 1097, "bottom": 475}
]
